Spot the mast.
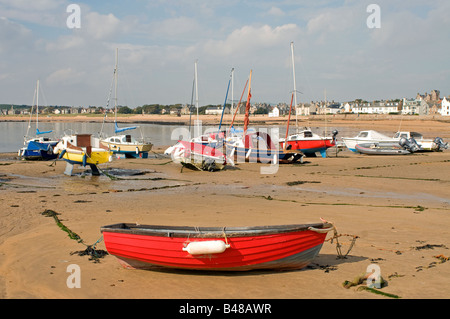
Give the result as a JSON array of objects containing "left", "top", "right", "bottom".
[
  {"left": 36, "top": 80, "right": 40, "bottom": 132},
  {"left": 114, "top": 48, "right": 118, "bottom": 125},
  {"left": 290, "top": 42, "right": 298, "bottom": 130},
  {"left": 231, "top": 68, "right": 234, "bottom": 116},
  {"left": 324, "top": 88, "right": 328, "bottom": 136},
  {"left": 218, "top": 69, "right": 232, "bottom": 132},
  {"left": 194, "top": 60, "right": 199, "bottom": 124},
  {"left": 229, "top": 78, "right": 248, "bottom": 131},
  {"left": 284, "top": 92, "right": 294, "bottom": 150},
  {"left": 243, "top": 70, "right": 252, "bottom": 136}
]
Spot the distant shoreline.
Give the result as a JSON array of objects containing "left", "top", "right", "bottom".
[{"left": 1, "top": 113, "right": 449, "bottom": 127}]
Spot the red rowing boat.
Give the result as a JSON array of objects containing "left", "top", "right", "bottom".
[{"left": 100, "top": 221, "right": 334, "bottom": 271}]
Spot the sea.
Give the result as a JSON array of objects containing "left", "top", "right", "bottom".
[
  {"left": 0, "top": 121, "right": 358, "bottom": 153},
  {"left": 0, "top": 122, "right": 181, "bottom": 153}
]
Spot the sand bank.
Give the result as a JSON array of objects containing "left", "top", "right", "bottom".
[{"left": 0, "top": 118, "right": 449, "bottom": 300}]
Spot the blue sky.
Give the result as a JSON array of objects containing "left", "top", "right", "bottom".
[{"left": 0, "top": 0, "right": 449, "bottom": 107}]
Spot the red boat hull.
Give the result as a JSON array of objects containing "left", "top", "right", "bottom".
[
  {"left": 101, "top": 223, "right": 331, "bottom": 271},
  {"left": 281, "top": 139, "right": 335, "bottom": 156}
]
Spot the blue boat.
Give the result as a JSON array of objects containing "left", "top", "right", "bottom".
[
  {"left": 19, "top": 136, "right": 59, "bottom": 161},
  {"left": 19, "top": 81, "right": 59, "bottom": 161}
]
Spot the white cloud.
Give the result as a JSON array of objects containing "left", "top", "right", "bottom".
[
  {"left": 306, "top": 7, "right": 359, "bottom": 44},
  {"left": 1, "top": 1, "right": 449, "bottom": 106},
  {"left": 267, "top": 6, "right": 285, "bottom": 17},
  {"left": 203, "top": 24, "right": 300, "bottom": 58},
  {"left": 45, "top": 35, "right": 86, "bottom": 51},
  {"left": 0, "top": 17, "right": 32, "bottom": 53},
  {"left": 45, "top": 67, "right": 85, "bottom": 85},
  {"left": 0, "top": 0, "right": 65, "bottom": 11},
  {"left": 0, "top": 0, "right": 68, "bottom": 27},
  {"left": 82, "top": 12, "right": 121, "bottom": 41}
]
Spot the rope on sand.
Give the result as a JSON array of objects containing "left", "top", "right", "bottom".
[
  {"left": 41, "top": 209, "right": 108, "bottom": 262},
  {"left": 321, "top": 220, "right": 359, "bottom": 259}
]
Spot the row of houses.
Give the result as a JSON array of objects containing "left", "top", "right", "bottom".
[
  {"left": 291, "top": 96, "right": 450, "bottom": 117},
  {"left": 3, "top": 90, "right": 450, "bottom": 117},
  {"left": 1, "top": 105, "right": 112, "bottom": 116},
  {"left": 178, "top": 96, "right": 450, "bottom": 117}
]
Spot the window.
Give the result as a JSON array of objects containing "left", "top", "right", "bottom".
[{"left": 358, "top": 132, "right": 368, "bottom": 138}]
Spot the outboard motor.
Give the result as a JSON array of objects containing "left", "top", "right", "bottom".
[
  {"left": 399, "top": 137, "right": 421, "bottom": 153},
  {"left": 433, "top": 137, "right": 448, "bottom": 151},
  {"left": 332, "top": 129, "right": 339, "bottom": 138},
  {"left": 332, "top": 129, "right": 339, "bottom": 142}
]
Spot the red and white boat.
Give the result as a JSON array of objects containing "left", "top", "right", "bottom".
[
  {"left": 280, "top": 128, "right": 338, "bottom": 158},
  {"left": 279, "top": 42, "right": 338, "bottom": 158},
  {"left": 165, "top": 140, "right": 231, "bottom": 171},
  {"left": 100, "top": 221, "right": 334, "bottom": 271}
]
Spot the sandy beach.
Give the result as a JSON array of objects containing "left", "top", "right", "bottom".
[{"left": 0, "top": 115, "right": 449, "bottom": 300}]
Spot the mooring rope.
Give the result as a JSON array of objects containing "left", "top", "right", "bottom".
[{"left": 326, "top": 226, "right": 359, "bottom": 259}]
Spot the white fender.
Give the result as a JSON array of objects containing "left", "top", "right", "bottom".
[
  {"left": 164, "top": 146, "right": 174, "bottom": 155},
  {"left": 174, "top": 147, "right": 185, "bottom": 159},
  {"left": 182, "top": 240, "right": 230, "bottom": 255}
]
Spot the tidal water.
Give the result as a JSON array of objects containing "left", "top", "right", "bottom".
[
  {"left": 0, "top": 121, "right": 358, "bottom": 153},
  {"left": 0, "top": 122, "right": 181, "bottom": 153}
]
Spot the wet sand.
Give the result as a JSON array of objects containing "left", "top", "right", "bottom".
[{"left": 0, "top": 117, "right": 449, "bottom": 300}]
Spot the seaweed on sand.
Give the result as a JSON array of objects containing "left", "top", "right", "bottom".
[{"left": 41, "top": 209, "right": 108, "bottom": 262}]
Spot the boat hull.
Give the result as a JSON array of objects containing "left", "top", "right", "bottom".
[
  {"left": 342, "top": 137, "right": 397, "bottom": 153},
  {"left": 355, "top": 143, "right": 410, "bottom": 155},
  {"left": 228, "top": 146, "right": 303, "bottom": 164},
  {"left": 60, "top": 149, "right": 112, "bottom": 165},
  {"left": 20, "top": 141, "right": 58, "bottom": 161},
  {"left": 101, "top": 142, "right": 152, "bottom": 158},
  {"left": 281, "top": 139, "right": 335, "bottom": 157},
  {"left": 101, "top": 222, "right": 331, "bottom": 271},
  {"left": 168, "top": 140, "right": 228, "bottom": 171}
]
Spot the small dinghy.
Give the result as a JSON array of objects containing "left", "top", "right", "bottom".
[
  {"left": 355, "top": 142, "right": 411, "bottom": 155},
  {"left": 101, "top": 221, "right": 334, "bottom": 271}
]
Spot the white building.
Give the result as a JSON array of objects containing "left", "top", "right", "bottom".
[
  {"left": 205, "top": 106, "right": 229, "bottom": 115},
  {"left": 268, "top": 106, "right": 280, "bottom": 117},
  {"left": 402, "top": 98, "right": 429, "bottom": 115},
  {"left": 295, "top": 104, "right": 310, "bottom": 116},
  {"left": 440, "top": 97, "right": 450, "bottom": 116}
]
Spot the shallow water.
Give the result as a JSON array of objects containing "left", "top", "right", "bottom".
[
  {"left": 0, "top": 121, "right": 361, "bottom": 153},
  {"left": 0, "top": 122, "right": 184, "bottom": 153}
]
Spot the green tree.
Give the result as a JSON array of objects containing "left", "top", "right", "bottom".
[{"left": 118, "top": 106, "right": 133, "bottom": 114}]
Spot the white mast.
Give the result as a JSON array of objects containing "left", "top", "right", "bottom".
[
  {"left": 290, "top": 42, "right": 298, "bottom": 130},
  {"left": 36, "top": 80, "right": 40, "bottom": 132},
  {"left": 114, "top": 48, "right": 118, "bottom": 125},
  {"left": 231, "top": 68, "right": 234, "bottom": 116},
  {"left": 194, "top": 60, "right": 199, "bottom": 123}
]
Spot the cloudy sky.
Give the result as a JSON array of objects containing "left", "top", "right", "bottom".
[{"left": 0, "top": 0, "right": 449, "bottom": 108}]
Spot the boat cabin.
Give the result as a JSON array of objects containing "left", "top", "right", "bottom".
[
  {"left": 105, "top": 135, "right": 137, "bottom": 144},
  {"left": 355, "top": 130, "right": 391, "bottom": 139},
  {"left": 393, "top": 132, "right": 423, "bottom": 140},
  {"left": 288, "top": 131, "right": 314, "bottom": 140}
]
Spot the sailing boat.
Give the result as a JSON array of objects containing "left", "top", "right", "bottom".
[
  {"left": 165, "top": 61, "right": 232, "bottom": 171},
  {"left": 100, "top": 49, "right": 153, "bottom": 158},
  {"left": 279, "top": 42, "right": 338, "bottom": 158},
  {"left": 225, "top": 70, "right": 303, "bottom": 164},
  {"left": 53, "top": 133, "right": 113, "bottom": 176},
  {"left": 19, "top": 80, "right": 59, "bottom": 161}
]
